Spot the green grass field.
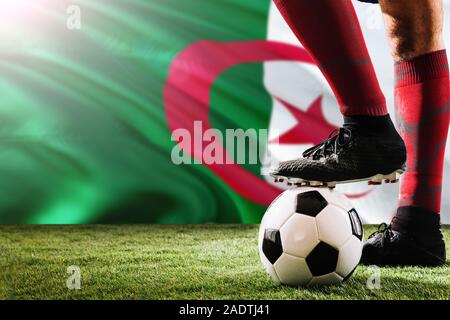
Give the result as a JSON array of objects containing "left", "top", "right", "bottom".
[{"left": 0, "top": 225, "right": 449, "bottom": 300}]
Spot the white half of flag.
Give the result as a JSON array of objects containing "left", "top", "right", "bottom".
[{"left": 264, "top": 0, "right": 450, "bottom": 224}]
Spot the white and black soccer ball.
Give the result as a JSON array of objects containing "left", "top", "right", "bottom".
[{"left": 258, "top": 187, "right": 363, "bottom": 287}]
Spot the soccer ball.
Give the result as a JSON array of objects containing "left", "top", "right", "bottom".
[{"left": 258, "top": 187, "right": 363, "bottom": 287}]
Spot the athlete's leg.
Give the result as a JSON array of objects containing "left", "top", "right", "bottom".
[
  {"left": 380, "top": 0, "right": 445, "bottom": 61},
  {"left": 381, "top": 0, "right": 449, "bottom": 216},
  {"left": 271, "top": 0, "right": 406, "bottom": 186},
  {"left": 362, "top": 0, "right": 449, "bottom": 266},
  {"left": 273, "top": 0, "right": 387, "bottom": 116}
]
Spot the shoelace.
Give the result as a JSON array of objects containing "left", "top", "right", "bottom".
[
  {"left": 368, "top": 223, "right": 394, "bottom": 245},
  {"left": 302, "top": 127, "right": 352, "bottom": 160}
]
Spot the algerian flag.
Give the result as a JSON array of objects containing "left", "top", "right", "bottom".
[{"left": 0, "top": 0, "right": 449, "bottom": 223}]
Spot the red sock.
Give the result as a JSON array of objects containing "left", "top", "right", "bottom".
[
  {"left": 395, "top": 50, "right": 450, "bottom": 213},
  {"left": 273, "top": 0, "right": 387, "bottom": 116}
]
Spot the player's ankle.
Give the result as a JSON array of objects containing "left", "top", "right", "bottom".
[
  {"left": 391, "top": 206, "right": 442, "bottom": 242},
  {"left": 343, "top": 114, "right": 399, "bottom": 137}
]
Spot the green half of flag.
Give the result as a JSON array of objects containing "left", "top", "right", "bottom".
[{"left": 0, "top": 0, "right": 275, "bottom": 223}]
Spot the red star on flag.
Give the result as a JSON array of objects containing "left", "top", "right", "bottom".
[{"left": 270, "top": 95, "right": 337, "bottom": 145}]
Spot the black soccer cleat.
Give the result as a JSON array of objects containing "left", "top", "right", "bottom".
[
  {"left": 360, "top": 223, "right": 446, "bottom": 267},
  {"left": 270, "top": 125, "right": 406, "bottom": 187}
]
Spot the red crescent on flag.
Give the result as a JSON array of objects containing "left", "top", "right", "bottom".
[{"left": 163, "top": 40, "right": 371, "bottom": 205}]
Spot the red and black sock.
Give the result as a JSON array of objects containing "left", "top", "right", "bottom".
[
  {"left": 392, "top": 50, "right": 450, "bottom": 234},
  {"left": 273, "top": 0, "right": 387, "bottom": 117}
]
